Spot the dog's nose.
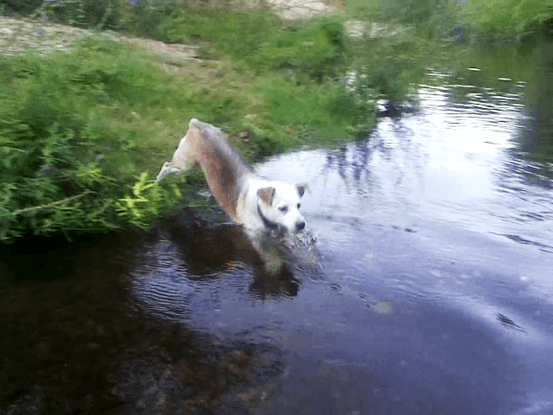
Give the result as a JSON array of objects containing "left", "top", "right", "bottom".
[{"left": 295, "top": 221, "right": 305, "bottom": 232}]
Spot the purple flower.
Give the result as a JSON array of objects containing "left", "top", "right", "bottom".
[
  {"left": 48, "top": 0, "right": 56, "bottom": 3},
  {"left": 41, "top": 14, "right": 49, "bottom": 23},
  {"left": 35, "top": 28, "right": 42, "bottom": 35},
  {"left": 40, "top": 166, "right": 52, "bottom": 177},
  {"left": 96, "top": 155, "right": 105, "bottom": 163}
]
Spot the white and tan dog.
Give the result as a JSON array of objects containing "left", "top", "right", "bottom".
[{"left": 156, "top": 119, "right": 308, "bottom": 236}]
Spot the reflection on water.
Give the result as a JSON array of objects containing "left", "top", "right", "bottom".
[
  {"left": 0, "top": 233, "right": 288, "bottom": 414},
  {"left": 129, "top": 217, "right": 310, "bottom": 323},
  {"left": 251, "top": 73, "right": 553, "bottom": 413},
  {"left": 2, "top": 46, "right": 553, "bottom": 414}
]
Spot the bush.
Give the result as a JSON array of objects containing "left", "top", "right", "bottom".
[
  {"left": 0, "top": 38, "right": 182, "bottom": 243},
  {"left": 250, "top": 75, "right": 375, "bottom": 152},
  {"left": 351, "top": 0, "right": 552, "bottom": 41},
  {"left": 348, "top": 0, "right": 455, "bottom": 25}
]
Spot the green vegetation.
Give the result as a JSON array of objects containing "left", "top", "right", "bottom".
[
  {"left": 461, "top": 0, "right": 551, "bottom": 41},
  {"left": 0, "top": 40, "right": 184, "bottom": 242},
  {"left": 348, "top": 0, "right": 551, "bottom": 42}
]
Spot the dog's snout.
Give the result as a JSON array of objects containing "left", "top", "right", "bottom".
[{"left": 295, "top": 221, "right": 305, "bottom": 232}]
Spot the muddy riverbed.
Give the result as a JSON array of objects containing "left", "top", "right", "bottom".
[{"left": 2, "top": 38, "right": 553, "bottom": 414}]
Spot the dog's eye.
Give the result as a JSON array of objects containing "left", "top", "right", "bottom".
[
  {"left": 279, "top": 206, "right": 288, "bottom": 213},
  {"left": 297, "top": 203, "right": 301, "bottom": 209}
]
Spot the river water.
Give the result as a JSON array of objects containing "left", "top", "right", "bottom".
[{"left": 1, "top": 43, "right": 552, "bottom": 414}]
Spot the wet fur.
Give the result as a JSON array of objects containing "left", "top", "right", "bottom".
[{"left": 156, "top": 119, "right": 307, "bottom": 235}]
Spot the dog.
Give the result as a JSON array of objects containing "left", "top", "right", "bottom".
[{"left": 156, "top": 119, "right": 308, "bottom": 237}]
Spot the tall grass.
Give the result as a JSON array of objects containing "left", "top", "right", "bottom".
[{"left": 0, "top": 39, "right": 183, "bottom": 242}]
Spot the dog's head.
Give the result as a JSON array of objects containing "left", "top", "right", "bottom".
[{"left": 257, "top": 183, "right": 308, "bottom": 233}]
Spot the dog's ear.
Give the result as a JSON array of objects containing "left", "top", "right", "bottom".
[
  {"left": 257, "top": 187, "right": 275, "bottom": 206},
  {"left": 296, "top": 183, "right": 309, "bottom": 198}
]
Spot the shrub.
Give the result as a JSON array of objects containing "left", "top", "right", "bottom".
[
  {"left": 250, "top": 75, "right": 375, "bottom": 152},
  {"left": 0, "top": 38, "right": 181, "bottom": 243}
]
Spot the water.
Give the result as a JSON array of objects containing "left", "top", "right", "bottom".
[{"left": 1, "top": 45, "right": 552, "bottom": 414}]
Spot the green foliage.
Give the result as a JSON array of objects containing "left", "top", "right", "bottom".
[
  {"left": 116, "top": 172, "right": 181, "bottom": 229},
  {"left": 460, "top": 0, "right": 552, "bottom": 41},
  {"left": 252, "top": 76, "right": 374, "bottom": 146},
  {"left": 349, "top": 0, "right": 551, "bottom": 41},
  {"left": 348, "top": 34, "right": 426, "bottom": 101},
  {"left": 146, "top": 11, "right": 346, "bottom": 82},
  {"left": 37, "top": 0, "right": 124, "bottom": 29},
  {"left": 146, "top": 9, "right": 281, "bottom": 45},
  {"left": 245, "top": 16, "right": 347, "bottom": 81},
  {"left": 0, "top": 38, "right": 183, "bottom": 243},
  {"left": 349, "top": 0, "right": 456, "bottom": 26},
  {"left": 1, "top": 0, "right": 43, "bottom": 15},
  {"left": 128, "top": 0, "right": 184, "bottom": 39}
]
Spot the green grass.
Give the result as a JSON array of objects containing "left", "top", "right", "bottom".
[
  {"left": 249, "top": 76, "right": 375, "bottom": 151},
  {"left": 460, "top": 0, "right": 551, "bottom": 41},
  {"left": 347, "top": 0, "right": 551, "bottom": 42},
  {"left": 152, "top": 11, "right": 347, "bottom": 81}
]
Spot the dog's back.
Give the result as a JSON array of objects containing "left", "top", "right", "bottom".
[{"left": 188, "top": 119, "right": 252, "bottom": 223}]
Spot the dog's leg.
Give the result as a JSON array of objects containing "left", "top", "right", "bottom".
[{"left": 155, "top": 128, "right": 197, "bottom": 184}]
